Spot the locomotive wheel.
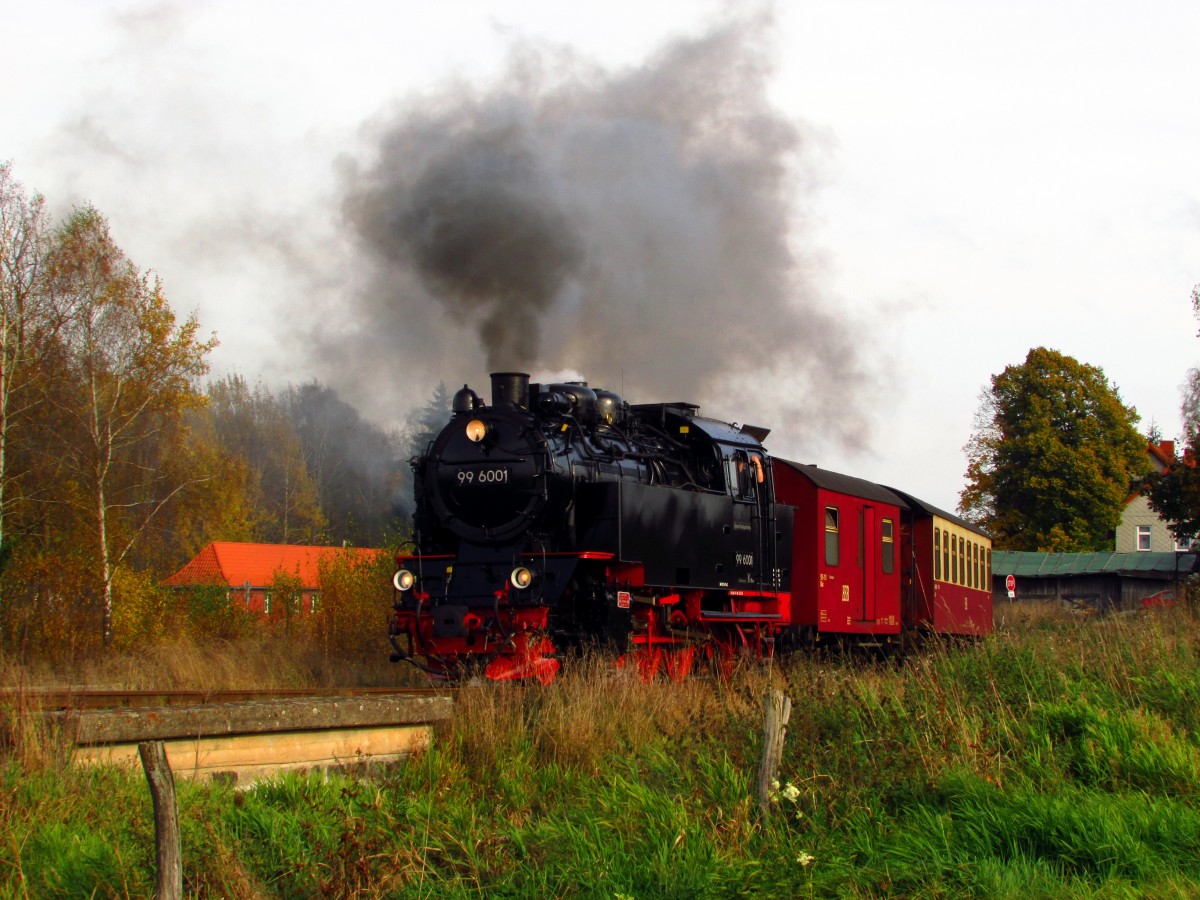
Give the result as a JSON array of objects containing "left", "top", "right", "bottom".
[
  {"left": 707, "top": 641, "right": 736, "bottom": 681},
  {"left": 484, "top": 632, "right": 561, "bottom": 685},
  {"left": 616, "top": 643, "right": 697, "bottom": 683},
  {"left": 663, "top": 645, "right": 697, "bottom": 681}
]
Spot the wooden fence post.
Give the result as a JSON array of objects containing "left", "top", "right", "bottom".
[
  {"left": 757, "top": 689, "right": 792, "bottom": 817},
  {"left": 138, "top": 740, "right": 182, "bottom": 900}
]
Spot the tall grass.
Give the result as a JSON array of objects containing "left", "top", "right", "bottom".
[{"left": 4, "top": 602, "right": 1200, "bottom": 897}]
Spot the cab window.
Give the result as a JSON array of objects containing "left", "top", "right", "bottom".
[{"left": 729, "top": 451, "right": 759, "bottom": 501}]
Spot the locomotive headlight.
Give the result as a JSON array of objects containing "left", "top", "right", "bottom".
[
  {"left": 465, "top": 419, "right": 488, "bottom": 443},
  {"left": 510, "top": 566, "right": 534, "bottom": 590},
  {"left": 393, "top": 569, "right": 416, "bottom": 592}
]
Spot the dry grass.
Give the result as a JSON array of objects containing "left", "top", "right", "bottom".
[
  {"left": 0, "top": 635, "right": 316, "bottom": 692},
  {"left": 447, "top": 649, "right": 782, "bottom": 775}
]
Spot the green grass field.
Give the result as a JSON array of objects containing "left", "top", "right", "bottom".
[{"left": 4, "top": 601, "right": 1200, "bottom": 898}]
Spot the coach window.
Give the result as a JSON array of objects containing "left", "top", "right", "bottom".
[
  {"left": 950, "top": 533, "right": 957, "bottom": 584},
  {"left": 825, "top": 506, "right": 840, "bottom": 566},
  {"left": 934, "top": 528, "right": 942, "bottom": 580},
  {"left": 974, "top": 543, "right": 981, "bottom": 589},
  {"left": 967, "top": 542, "right": 974, "bottom": 588},
  {"left": 942, "top": 531, "right": 950, "bottom": 583},
  {"left": 881, "top": 518, "right": 895, "bottom": 574},
  {"left": 959, "top": 536, "right": 966, "bottom": 585}
]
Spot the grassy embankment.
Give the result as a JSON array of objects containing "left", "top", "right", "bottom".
[{"left": 3, "top": 601, "right": 1200, "bottom": 898}]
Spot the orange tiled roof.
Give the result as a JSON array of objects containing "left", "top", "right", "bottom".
[
  {"left": 1149, "top": 440, "right": 1175, "bottom": 470},
  {"left": 165, "top": 542, "right": 385, "bottom": 590}
]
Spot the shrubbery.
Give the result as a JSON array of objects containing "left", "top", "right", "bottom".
[{"left": 5, "top": 602, "right": 1200, "bottom": 895}]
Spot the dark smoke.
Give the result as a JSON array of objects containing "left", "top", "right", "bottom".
[
  {"left": 333, "top": 11, "right": 877, "bottom": 453},
  {"left": 388, "top": 128, "right": 582, "bottom": 370}
]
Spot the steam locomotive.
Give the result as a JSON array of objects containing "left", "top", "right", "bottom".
[{"left": 389, "top": 372, "right": 992, "bottom": 682}]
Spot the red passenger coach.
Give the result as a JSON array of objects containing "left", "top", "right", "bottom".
[
  {"left": 889, "top": 489, "right": 993, "bottom": 637},
  {"left": 774, "top": 460, "right": 903, "bottom": 640}
]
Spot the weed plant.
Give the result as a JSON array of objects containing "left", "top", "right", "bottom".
[{"left": 3, "top": 602, "right": 1200, "bottom": 897}]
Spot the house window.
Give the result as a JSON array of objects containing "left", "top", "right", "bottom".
[
  {"left": 1137, "top": 525, "right": 1152, "bottom": 552},
  {"left": 824, "top": 507, "right": 839, "bottom": 566}
]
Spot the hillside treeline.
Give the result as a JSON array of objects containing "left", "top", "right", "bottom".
[{"left": 0, "top": 164, "right": 436, "bottom": 659}]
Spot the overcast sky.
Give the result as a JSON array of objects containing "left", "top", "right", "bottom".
[{"left": 3, "top": 0, "right": 1198, "bottom": 512}]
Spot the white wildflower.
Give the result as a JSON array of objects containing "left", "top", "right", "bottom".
[{"left": 797, "top": 851, "right": 815, "bottom": 867}]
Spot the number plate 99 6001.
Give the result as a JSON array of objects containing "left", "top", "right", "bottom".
[{"left": 456, "top": 468, "right": 511, "bottom": 485}]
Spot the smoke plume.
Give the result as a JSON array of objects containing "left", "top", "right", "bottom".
[{"left": 334, "top": 11, "right": 876, "bottom": 452}]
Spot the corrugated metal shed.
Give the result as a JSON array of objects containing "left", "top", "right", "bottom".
[{"left": 992, "top": 551, "right": 1197, "bottom": 578}]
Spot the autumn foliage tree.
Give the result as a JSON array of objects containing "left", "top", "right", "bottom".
[
  {"left": 0, "top": 166, "right": 408, "bottom": 659},
  {"left": 959, "top": 347, "right": 1150, "bottom": 551},
  {"left": 0, "top": 164, "right": 63, "bottom": 597},
  {"left": 40, "top": 206, "right": 217, "bottom": 645}
]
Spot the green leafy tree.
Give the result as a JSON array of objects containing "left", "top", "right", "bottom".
[
  {"left": 959, "top": 347, "right": 1150, "bottom": 551},
  {"left": 1144, "top": 284, "right": 1200, "bottom": 545}
]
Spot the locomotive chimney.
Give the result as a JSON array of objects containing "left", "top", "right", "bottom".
[{"left": 490, "top": 372, "right": 530, "bottom": 410}]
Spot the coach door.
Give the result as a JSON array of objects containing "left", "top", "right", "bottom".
[{"left": 860, "top": 505, "right": 876, "bottom": 621}]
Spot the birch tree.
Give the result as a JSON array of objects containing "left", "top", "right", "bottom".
[
  {"left": 45, "top": 206, "right": 216, "bottom": 645},
  {"left": 0, "top": 164, "right": 60, "bottom": 604}
]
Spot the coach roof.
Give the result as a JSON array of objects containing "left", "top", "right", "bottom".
[{"left": 774, "top": 458, "right": 908, "bottom": 507}]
